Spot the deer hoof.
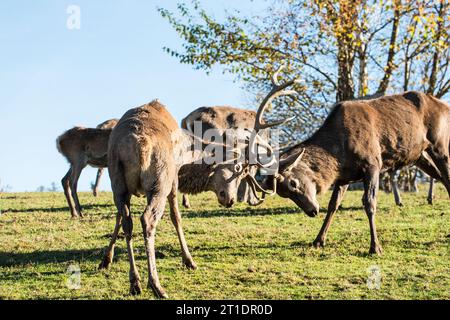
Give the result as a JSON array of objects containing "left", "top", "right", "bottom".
[
  {"left": 182, "top": 199, "right": 191, "bottom": 208},
  {"left": 397, "top": 202, "right": 404, "bottom": 207},
  {"left": 130, "top": 280, "right": 142, "bottom": 296},
  {"left": 313, "top": 239, "right": 325, "bottom": 248},
  {"left": 148, "top": 282, "right": 169, "bottom": 299},
  {"left": 93, "top": 190, "right": 98, "bottom": 197},
  {"left": 369, "top": 245, "right": 383, "bottom": 256},
  {"left": 183, "top": 258, "right": 197, "bottom": 270},
  {"left": 427, "top": 199, "right": 433, "bottom": 205}
]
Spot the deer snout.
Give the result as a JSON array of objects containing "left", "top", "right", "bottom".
[
  {"left": 218, "top": 190, "right": 235, "bottom": 208},
  {"left": 304, "top": 201, "right": 319, "bottom": 217},
  {"left": 305, "top": 207, "right": 319, "bottom": 217},
  {"left": 226, "top": 198, "right": 235, "bottom": 208}
]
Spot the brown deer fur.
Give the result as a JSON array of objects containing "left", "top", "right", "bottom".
[
  {"left": 92, "top": 119, "right": 119, "bottom": 196},
  {"left": 99, "top": 100, "right": 195, "bottom": 298},
  {"left": 56, "top": 118, "right": 117, "bottom": 218},
  {"left": 388, "top": 145, "right": 448, "bottom": 206},
  {"left": 179, "top": 106, "right": 261, "bottom": 208},
  {"left": 98, "top": 100, "right": 252, "bottom": 298},
  {"left": 270, "top": 91, "right": 450, "bottom": 255}
]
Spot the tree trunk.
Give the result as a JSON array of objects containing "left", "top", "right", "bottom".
[
  {"left": 377, "top": 0, "right": 401, "bottom": 95},
  {"left": 427, "top": 1, "right": 445, "bottom": 95}
]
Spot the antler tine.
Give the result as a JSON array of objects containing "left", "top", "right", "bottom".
[
  {"left": 246, "top": 174, "right": 277, "bottom": 196},
  {"left": 254, "top": 67, "right": 299, "bottom": 132},
  {"left": 258, "top": 115, "right": 296, "bottom": 131},
  {"left": 271, "top": 65, "right": 285, "bottom": 87}
]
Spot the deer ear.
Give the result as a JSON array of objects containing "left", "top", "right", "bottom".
[{"left": 279, "top": 148, "right": 305, "bottom": 172}]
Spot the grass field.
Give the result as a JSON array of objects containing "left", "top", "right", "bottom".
[{"left": 0, "top": 185, "right": 449, "bottom": 300}]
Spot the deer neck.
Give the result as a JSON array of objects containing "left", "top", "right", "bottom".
[
  {"left": 174, "top": 131, "right": 217, "bottom": 194},
  {"left": 178, "top": 163, "right": 214, "bottom": 195},
  {"left": 301, "top": 142, "right": 340, "bottom": 194}
]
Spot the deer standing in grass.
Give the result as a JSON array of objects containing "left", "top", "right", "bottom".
[
  {"left": 98, "top": 73, "right": 297, "bottom": 297},
  {"left": 98, "top": 100, "right": 199, "bottom": 298},
  {"left": 56, "top": 118, "right": 118, "bottom": 218},
  {"left": 98, "top": 100, "right": 252, "bottom": 298},
  {"left": 260, "top": 91, "right": 450, "bottom": 255},
  {"left": 388, "top": 148, "right": 447, "bottom": 206}
]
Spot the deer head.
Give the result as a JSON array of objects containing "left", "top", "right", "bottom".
[
  {"left": 271, "top": 146, "right": 320, "bottom": 217},
  {"left": 240, "top": 66, "right": 320, "bottom": 216},
  {"left": 179, "top": 126, "right": 251, "bottom": 208}
]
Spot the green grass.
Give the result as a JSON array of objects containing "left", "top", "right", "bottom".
[{"left": 0, "top": 185, "right": 449, "bottom": 300}]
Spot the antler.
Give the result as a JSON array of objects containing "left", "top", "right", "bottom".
[
  {"left": 250, "top": 65, "right": 299, "bottom": 169},
  {"left": 242, "top": 66, "right": 300, "bottom": 199},
  {"left": 254, "top": 65, "right": 300, "bottom": 132}
]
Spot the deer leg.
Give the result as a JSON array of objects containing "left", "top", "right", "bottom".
[
  {"left": 141, "top": 195, "right": 168, "bottom": 299},
  {"left": 93, "top": 168, "right": 104, "bottom": 197},
  {"left": 313, "top": 184, "right": 348, "bottom": 248},
  {"left": 427, "top": 179, "right": 434, "bottom": 205},
  {"left": 362, "top": 167, "right": 382, "bottom": 255},
  {"left": 426, "top": 147, "right": 450, "bottom": 197},
  {"left": 69, "top": 163, "right": 85, "bottom": 218},
  {"left": 118, "top": 194, "right": 141, "bottom": 296},
  {"left": 61, "top": 168, "right": 77, "bottom": 218},
  {"left": 168, "top": 179, "right": 197, "bottom": 270},
  {"left": 182, "top": 194, "right": 191, "bottom": 209},
  {"left": 99, "top": 212, "right": 122, "bottom": 269},
  {"left": 416, "top": 154, "right": 442, "bottom": 181},
  {"left": 390, "top": 171, "right": 403, "bottom": 207}
]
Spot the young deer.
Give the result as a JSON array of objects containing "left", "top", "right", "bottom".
[
  {"left": 92, "top": 119, "right": 118, "bottom": 197},
  {"left": 388, "top": 146, "right": 448, "bottom": 206},
  {"left": 56, "top": 118, "right": 118, "bottom": 218}
]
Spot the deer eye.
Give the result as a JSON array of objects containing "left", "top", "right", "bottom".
[
  {"left": 289, "top": 179, "right": 299, "bottom": 190},
  {"left": 234, "top": 163, "right": 243, "bottom": 173}
]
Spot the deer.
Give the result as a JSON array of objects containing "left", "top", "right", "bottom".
[
  {"left": 56, "top": 118, "right": 118, "bottom": 218},
  {"left": 92, "top": 119, "right": 119, "bottom": 197},
  {"left": 388, "top": 145, "right": 448, "bottom": 206},
  {"left": 388, "top": 169, "right": 424, "bottom": 206},
  {"left": 254, "top": 91, "right": 450, "bottom": 255},
  {"left": 98, "top": 78, "right": 298, "bottom": 297},
  {"left": 179, "top": 106, "right": 266, "bottom": 208}
]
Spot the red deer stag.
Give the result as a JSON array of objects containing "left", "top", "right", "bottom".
[
  {"left": 179, "top": 106, "right": 267, "bottom": 208},
  {"left": 56, "top": 118, "right": 118, "bottom": 218},
  {"left": 256, "top": 91, "right": 449, "bottom": 255}
]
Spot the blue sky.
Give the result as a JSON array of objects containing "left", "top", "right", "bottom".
[{"left": 0, "top": 0, "right": 269, "bottom": 192}]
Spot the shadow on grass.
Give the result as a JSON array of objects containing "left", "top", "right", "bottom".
[
  {"left": 0, "top": 248, "right": 108, "bottom": 267},
  {"left": 184, "top": 206, "right": 302, "bottom": 218},
  {"left": 0, "top": 244, "right": 172, "bottom": 267},
  {"left": 1, "top": 203, "right": 113, "bottom": 214}
]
